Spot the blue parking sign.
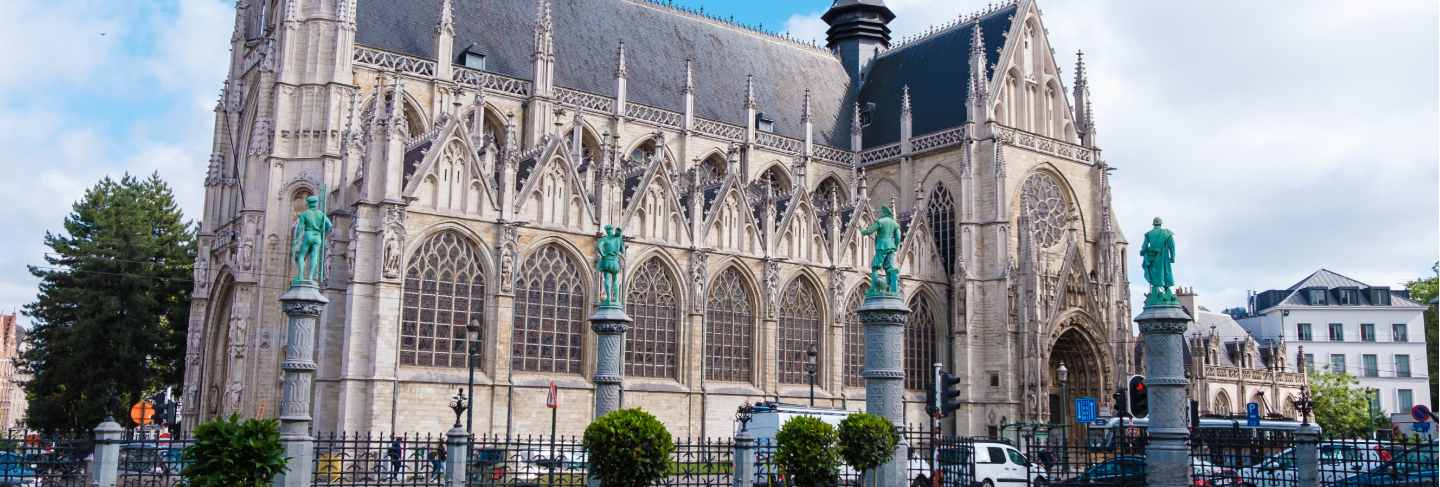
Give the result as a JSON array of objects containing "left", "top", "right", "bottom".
[
  {"left": 1246, "top": 402, "right": 1260, "bottom": 426},
  {"left": 1075, "top": 397, "right": 1097, "bottom": 423}
]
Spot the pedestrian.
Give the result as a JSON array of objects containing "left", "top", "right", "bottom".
[
  {"left": 388, "top": 437, "right": 404, "bottom": 480},
  {"left": 429, "top": 442, "right": 447, "bottom": 480}
]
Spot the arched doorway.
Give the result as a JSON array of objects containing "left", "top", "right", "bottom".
[{"left": 1048, "top": 326, "right": 1106, "bottom": 443}]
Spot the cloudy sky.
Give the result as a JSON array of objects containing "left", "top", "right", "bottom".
[{"left": 0, "top": 0, "right": 1435, "bottom": 326}]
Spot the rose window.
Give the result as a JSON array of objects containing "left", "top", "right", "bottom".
[{"left": 1021, "top": 172, "right": 1068, "bottom": 248}]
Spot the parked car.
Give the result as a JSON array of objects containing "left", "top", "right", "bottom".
[
  {"left": 0, "top": 451, "right": 36, "bottom": 487},
  {"left": 1331, "top": 443, "right": 1437, "bottom": 487},
  {"left": 910, "top": 441, "right": 1048, "bottom": 487},
  {"left": 1055, "top": 456, "right": 1145, "bottom": 486},
  {"left": 1233, "top": 440, "right": 1384, "bottom": 487}
]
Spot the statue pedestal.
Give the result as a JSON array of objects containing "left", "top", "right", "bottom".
[
  {"left": 857, "top": 293, "right": 909, "bottom": 487},
  {"left": 1135, "top": 303, "right": 1191, "bottom": 487},
  {"left": 275, "top": 283, "right": 327, "bottom": 487},
  {"left": 590, "top": 305, "right": 631, "bottom": 418}
]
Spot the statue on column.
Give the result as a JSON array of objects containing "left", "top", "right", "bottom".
[
  {"left": 596, "top": 225, "right": 625, "bottom": 307},
  {"left": 1140, "top": 217, "right": 1176, "bottom": 306},
  {"left": 292, "top": 195, "right": 333, "bottom": 285},
  {"left": 861, "top": 206, "right": 902, "bottom": 296}
]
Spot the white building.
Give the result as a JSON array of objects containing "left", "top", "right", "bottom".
[{"left": 1239, "top": 269, "right": 1430, "bottom": 417}]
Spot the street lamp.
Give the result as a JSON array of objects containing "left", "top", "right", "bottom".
[
  {"left": 807, "top": 344, "right": 818, "bottom": 407},
  {"left": 1057, "top": 362, "right": 1069, "bottom": 448},
  {"left": 467, "top": 319, "right": 481, "bottom": 433}
]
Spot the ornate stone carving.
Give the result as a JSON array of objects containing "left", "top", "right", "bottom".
[
  {"left": 1020, "top": 172, "right": 1067, "bottom": 248},
  {"left": 248, "top": 118, "right": 273, "bottom": 157},
  {"left": 497, "top": 223, "right": 519, "bottom": 293},
  {"left": 227, "top": 316, "right": 247, "bottom": 359},
  {"left": 381, "top": 234, "right": 402, "bottom": 279},
  {"left": 688, "top": 250, "right": 708, "bottom": 313},
  {"left": 379, "top": 204, "right": 407, "bottom": 281},
  {"left": 763, "top": 259, "right": 779, "bottom": 319}
]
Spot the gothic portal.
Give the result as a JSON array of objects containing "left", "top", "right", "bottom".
[{"left": 183, "top": 0, "right": 1134, "bottom": 438}]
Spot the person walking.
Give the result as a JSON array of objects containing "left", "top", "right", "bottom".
[
  {"left": 387, "top": 437, "right": 404, "bottom": 480},
  {"left": 429, "top": 442, "right": 447, "bottom": 481}
]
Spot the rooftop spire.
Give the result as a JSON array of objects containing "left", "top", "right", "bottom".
[
  {"left": 901, "top": 85, "right": 911, "bottom": 114},
  {"left": 823, "top": 0, "right": 896, "bottom": 83},
  {"left": 683, "top": 59, "right": 694, "bottom": 94},
  {"left": 801, "top": 88, "right": 812, "bottom": 122},
  {"left": 436, "top": 0, "right": 455, "bottom": 36},
  {"left": 744, "top": 74, "right": 755, "bottom": 109},
  {"left": 615, "top": 41, "right": 627, "bottom": 79},
  {"left": 967, "top": 22, "right": 988, "bottom": 100},
  {"left": 1073, "top": 50, "right": 1097, "bottom": 147},
  {"left": 533, "top": 0, "right": 553, "bottom": 58}
]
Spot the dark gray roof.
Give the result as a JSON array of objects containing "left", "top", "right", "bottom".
[
  {"left": 1252, "top": 268, "right": 1427, "bottom": 311},
  {"left": 1285, "top": 268, "right": 1369, "bottom": 291},
  {"left": 857, "top": 4, "right": 1015, "bottom": 146},
  {"left": 356, "top": 0, "right": 852, "bottom": 147}
]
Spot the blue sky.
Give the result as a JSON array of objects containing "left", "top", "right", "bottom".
[{"left": 0, "top": 0, "right": 1436, "bottom": 326}]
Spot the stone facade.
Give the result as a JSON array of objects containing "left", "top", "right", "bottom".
[
  {"left": 183, "top": 0, "right": 1133, "bottom": 438},
  {"left": 0, "top": 314, "right": 25, "bottom": 429}
]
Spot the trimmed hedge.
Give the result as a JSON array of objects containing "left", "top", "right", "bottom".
[
  {"left": 837, "top": 412, "right": 897, "bottom": 472},
  {"left": 775, "top": 416, "right": 839, "bottom": 487},
  {"left": 181, "top": 415, "right": 287, "bottom": 487},
  {"left": 582, "top": 408, "right": 674, "bottom": 487}
]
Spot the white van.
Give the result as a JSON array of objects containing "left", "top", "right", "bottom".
[
  {"left": 908, "top": 440, "right": 1048, "bottom": 487},
  {"left": 1234, "top": 440, "right": 1384, "bottom": 487}
]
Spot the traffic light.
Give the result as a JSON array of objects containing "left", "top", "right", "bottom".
[
  {"left": 1113, "top": 390, "right": 1129, "bottom": 418},
  {"left": 925, "top": 365, "right": 963, "bottom": 418},
  {"left": 1127, "top": 375, "right": 1148, "bottom": 418}
]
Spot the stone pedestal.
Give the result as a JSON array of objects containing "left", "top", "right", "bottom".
[
  {"left": 1135, "top": 303, "right": 1192, "bottom": 487},
  {"left": 445, "top": 426, "right": 469, "bottom": 487},
  {"left": 857, "top": 294, "right": 909, "bottom": 487},
  {"left": 90, "top": 418, "right": 123, "bottom": 487},
  {"left": 590, "top": 305, "right": 632, "bottom": 418},
  {"left": 275, "top": 283, "right": 327, "bottom": 487}
]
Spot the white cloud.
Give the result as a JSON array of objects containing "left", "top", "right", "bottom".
[{"left": 787, "top": 1, "right": 1439, "bottom": 311}]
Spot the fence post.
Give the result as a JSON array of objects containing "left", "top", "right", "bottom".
[
  {"left": 1294, "top": 423, "right": 1320, "bottom": 486},
  {"left": 732, "top": 430, "right": 755, "bottom": 487},
  {"left": 91, "top": 418, "right": 122, "bottom": 487},
  {"left": 445, "top": 426, "right": 468, "bottom": 487}
]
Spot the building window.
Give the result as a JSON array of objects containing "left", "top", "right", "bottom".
[
  {"left": 777, "top": 277, "right": 823, "bottom": 385},
  {"left": 705, "top": 267, "right": 755, "bottom": 383},
  {"left": 1328, "top": 323, "right": 1344, "bottom": 341},
  {"left": 844, "top": 285, "right": 868, "bottom": 387},
  {"left": 1308, "top": 288, "right": 1327, "bottom": 305},
  {"left": 1392, "top": 323, "right": 1408, "bottom": 342},
  {"left": 1338, "top": 289, "right": 1357, "bottom": 305},
  {"left": 927, "top": 185, "right": 957, "bottom": 275},
  {"left": 905, "top": 295, "right": 939, "bottom": 391},
  {"left": 1296, "top": 323, "right": 1312, "bottom": 341},
  {"left": 1362, "top": 354, "right": 1378, "bottom": 377},
  {"left": 512, "top": 244, "right": 587, "bottom": 374},
  {"left": 1329, "top": 354, "right": 1345, "bottom": 374},
  {"left": 1304, "top": 354, "right": 1315, "bottom": 374},
  {"left": 1397, "top": 389, "right": 1414, "bottom": 410},
  {"left": 1395, "top": 355, "right": 1411, "bottom": 378},
  {"left": 400, "top": 231, "right": 486, "bottom": 368},
  {"left": 624, "top": 258, "right": 680, "bottom": 379},
  {"left": 1361, "top": 323, "right": 1375, "bottom": 342}
]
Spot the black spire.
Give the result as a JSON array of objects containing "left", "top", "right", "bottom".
[{"left": 823, "top": 0, "right": 895, "bottom": 83}]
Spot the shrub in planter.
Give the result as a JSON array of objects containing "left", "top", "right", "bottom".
[
  {"left": 182, "top": 415, "right": 287, "bottom": 487},
  {"left": 775, "top": 416, "right": 839, "bottom": 487},
  {"left": 837, "top": 412, "right": 898, "bottom": 473},
  {"left": 582, "top": 408, "right": 674, "bottom": 487}
]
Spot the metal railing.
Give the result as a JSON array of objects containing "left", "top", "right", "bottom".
[
  {"left": 312, "top": 432, "right": 452, "bottom": 487},
  {"left": 0, "top": 429, "right": 94, "bottom": 487},
  {"left": 117, "top": 429, "right": 192, "bottom": 487}
]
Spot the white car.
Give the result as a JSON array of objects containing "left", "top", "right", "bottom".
[
  {"left": 909, "top": 441, "right": 1049, "bottom": 487},
  {"left": 1233, "top": 441, "right": 1383, "bottom": 487}
]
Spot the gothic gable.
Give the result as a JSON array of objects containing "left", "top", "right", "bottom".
[
  {"left": 403, "top": 122, "right": 496, "bottom": 216},
  {"left": 989, "top": 0, "right": 1081, "bottom": 140},
  {"left": 621, "top": 166, "right": 692, "bottom": 246},
  {"left": 515, "top": 140, "right": 597, "bottom": 230},
  {"left": 703, "top": 178, "right": 763, "bottom": 255},
  {"left": 775, "top": 192, "right": 829, "bottom": 265},
  {"left": 896, "top": 206, "right": 946, "bottom": 282}
]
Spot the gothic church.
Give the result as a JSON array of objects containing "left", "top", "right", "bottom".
[{"left": 185, "top": 0, "right": 1134, "bottom": 437}]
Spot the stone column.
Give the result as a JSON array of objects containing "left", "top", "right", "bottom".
[
  {"left": 90, "top": 418, "right": 123, "bottom": 487},
  {"left": 445, "top": 425, "right": 469, "bottom": 487},
  {"left": 1134, "top": 303, "right": 1192, "bottom": 486},
  {"left": 590, "top": 305, "right": 632, "bottom": 418},
  {"left": 1293, "top": 423, "right": 1321, "bottom": 486},
  {"left": 858, "top": 294, "right": 909, "bottom": 487},
  {"left": 274, "top": 283, "right": 327, "bottom": 487},
  {"left": 732, "top": 428, "right": 755, "bottom": 487}
]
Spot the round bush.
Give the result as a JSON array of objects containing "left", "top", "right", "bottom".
[
  {"left": 837, "top": 413, "right": 898, "bottom": 471},
  {"left": 583, "top": 408, "right": 674, "bottom": 487},
  {"left": 775, "top": 416, "right": 839, "bottom": 487},
  {"left": 182, "top": 415, "right": 287, "bottom": 487}
]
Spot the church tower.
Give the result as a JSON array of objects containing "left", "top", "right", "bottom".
[{"left": 823, "top": 0, "right": 895, "bottom": 83}]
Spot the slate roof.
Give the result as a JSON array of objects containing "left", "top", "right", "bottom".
[
  {"left": 1285, "top": 268, "right": 1369, "bottom": 291},
  {"left": 857, "top": 4, "right": 1015, "bottom": 146},
  {"left": 1253, "top": 268, "right": 1427, "bottom": 311},
  {"left": 355, "top": 0, "right": 852, "bottom": 147}
]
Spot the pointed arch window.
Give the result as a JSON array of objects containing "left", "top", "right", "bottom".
[
  {"left": 778, "top": 277, "right": 823, "bottom": 384},
  {"left": 512, "top": 244, "right": 587, "bottom": 373},
  {"left": 401, "top": 231, "right": 487, "bottom": 368},
  {"left": 1020, "top": 172, "right": 1068, "bottom": 248},
  {"left": 927, "top": 185, "right": 957, "bottom": 275},
  {"left": 626, "top": 258, "right": 681, "bottom": 379},
  {"left": 705, "top": 267, "right": 756, "bottom": 383},
  {"left": 844, "top": 284, "right": 869, "bottom": 387},
  {"left": 905, "top": 294, "right": 939, "bottom": 390}
]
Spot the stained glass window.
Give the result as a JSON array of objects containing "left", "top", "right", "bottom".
[
  {"left": 778, "top": 277, "right": 823, "bottom": 384},
  {"left": 626, "top": 258, "right": 681, "bottom": 379},
  {"left": 844, "top": 284, "right": 868, "bottom": 387},
  {"left": 401, "top": 231, "right": 486, "bottom": 368},
  {"left": 905, "top": 294, "right": 939, "bottom": 390},
  {"left": 1020, "top": 172, "right": 1068, "bottom": 248},
  {"left": 512, "top": 244, "right": 587, "bottom": 373},
  {"left": 927, "top": 185, "right": 956, "bottom": 274},
  {"left": 705, "top": 267, "right": 755, "bottom": 383}
]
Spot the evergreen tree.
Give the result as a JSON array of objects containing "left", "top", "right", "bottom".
[{"left": 21, "top": 173, "right": 195, "bottom": 432}]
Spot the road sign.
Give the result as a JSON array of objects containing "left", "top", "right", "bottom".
[
  {"left": 545, "top": 380, "right": 559, "bottom": 409},
  {"left": 131, "top": 400, "right": 155, "bottom": 425},
  {"left": 1246, "top": 402, "right": 1260, "bottom": 426},
  {"left": 1075, "top": 397, "right": 1097, "bottom": 423},
  {"left": 1091, "top": 418, "right": 1108, "bottom": 427},
  {"left": 1412, "top": 405, "right": 1432, "bottom": 422},
  {"left": 1412, "top": 422, "right": 1431, "bottom": 433}
]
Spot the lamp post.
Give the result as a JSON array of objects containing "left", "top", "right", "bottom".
[
  {"left": 450, "top": 389, "right": 468, "bottom": 428},
  {"left": 1058, "top": 362, "right": 1069, "bottom": 449},
  {"left": 466, "top": 320, "right": 481, "bottom": 433},
  {"left": 807, "top": 344, "right": 818, "bottom": 407}
]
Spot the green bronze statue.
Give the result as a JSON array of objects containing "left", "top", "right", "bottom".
[
  {"left": 1140, "top": 217, "right": 1177, "bottom": 306},
  {"left": 292, "top": 195, "right": 333, "bottom": 285},
  {"left": 596, "top": 225, "right": 625, "bottom": 307},
  {"left": 861, "top": 206, "right": 902, "bottom": 296}
]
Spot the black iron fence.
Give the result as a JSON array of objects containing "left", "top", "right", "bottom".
[
  {"left": 313, "top": 432, "right": 451, "bottom": 487},
  {"left": 0, "top": 429, "right": 94, "bottom": 487},
  {"left": 1316, "top": 435, "right": 1436, "bottom": 487},
  {"left": 117, "top": 429, "right": 193, "bottom": 487}
]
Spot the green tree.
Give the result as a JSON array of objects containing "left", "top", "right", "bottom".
[
  {"left": 582, "top": 408, "right": 674, "bottom": 487},
  {"left": 182, "top": 415, "right": 287, "bottom": 487},
  {"left": 21, "top": 173, "right": 195, "bottom": 431},
  {"left": 775, "top": 416, "right": 840, "bottom": 487},
  {"left": 1309, "top": 371, "right": 1387, "bottom": 437},
  {"left": 836, "top": 413, "right": 897, "bottom": 485},
  {"left": 1405, "top": 271, "right": 1437, "bottom": 408}
]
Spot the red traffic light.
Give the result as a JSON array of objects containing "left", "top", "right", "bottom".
[{"left": 1135, "top": 383, "right": 1144, "bottom": 392}]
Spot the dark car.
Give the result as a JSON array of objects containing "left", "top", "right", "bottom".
[
  {"left": 1332, "top": 443, "right": 1437, "bottom": 487},
  {"left": 1055, "top": 456, "right": 1145, "bottom": 487}
]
